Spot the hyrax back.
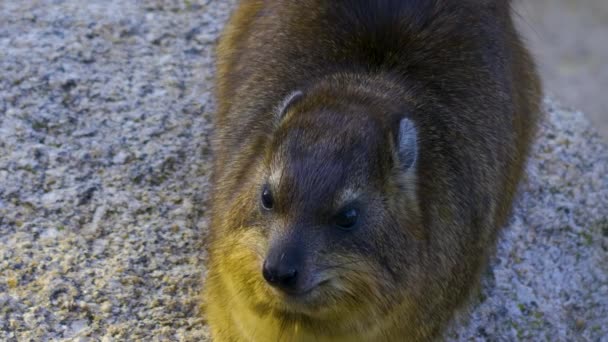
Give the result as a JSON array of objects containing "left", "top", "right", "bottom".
[{"left": 205, "top": 0, "right": 541, "bottom": 341}]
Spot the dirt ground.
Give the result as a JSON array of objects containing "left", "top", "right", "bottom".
[{"left": 515, "top": 0, "right": 608, "bottom": 139}]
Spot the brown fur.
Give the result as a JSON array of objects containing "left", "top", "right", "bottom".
[{"left": 204, "top": 0, "right": 541, "bottom": 341}]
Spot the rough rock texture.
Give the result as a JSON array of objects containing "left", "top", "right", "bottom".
[{"left": 0, "top": 1, "right": 606, "bottom": 341}]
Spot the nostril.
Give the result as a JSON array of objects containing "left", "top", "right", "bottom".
[{"left": 262, "top": 261, "right": 276, "bottom": 284}]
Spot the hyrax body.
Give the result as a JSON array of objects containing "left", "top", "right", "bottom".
[{"left": 204, "top": 0, "right": 541, "bottom": 341}]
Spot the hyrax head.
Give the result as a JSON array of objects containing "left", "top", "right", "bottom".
[{"left": 239, "top": 86, "right": 424, "bottom": 317}]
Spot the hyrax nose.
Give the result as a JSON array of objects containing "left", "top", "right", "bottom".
[
  {"left": 262, "top": 250, "right": 302, "bottom": 292},
  {"left": 263, "top": 260, "right": 298, "bottom": 290}
]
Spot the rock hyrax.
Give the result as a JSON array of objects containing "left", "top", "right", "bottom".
[{"left": 204, "top": 0, "right": 541, "bottom": 340}]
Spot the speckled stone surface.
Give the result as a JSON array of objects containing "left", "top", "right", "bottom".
[{"left": 0, "top": 1, "right": 606, "bottom": 341}]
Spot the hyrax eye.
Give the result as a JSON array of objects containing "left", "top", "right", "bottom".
[
  {"left": 261, "top": 185, "right": 274, "bottom": 210},
  {"left": 334, "top": 208, "right": 358, "bottom": 230}
]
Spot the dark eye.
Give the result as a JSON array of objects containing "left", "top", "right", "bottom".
[
  {"left": 261, "top": 185, "right": 274, "bottom": 210},
  {"left": 334, "top": 208, "right": 358, "bottom": 230}
]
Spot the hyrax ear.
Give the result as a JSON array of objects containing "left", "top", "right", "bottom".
[
  {"left": 395, "top": 117, "right": 418, "bottom": 172},
  {"left": 275, "top": 90, "right": 303, "bottom": 123}
]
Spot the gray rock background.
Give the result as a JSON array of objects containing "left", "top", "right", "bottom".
[{"left": 0, "top": 1, "right": 606, "bottom": 341}]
